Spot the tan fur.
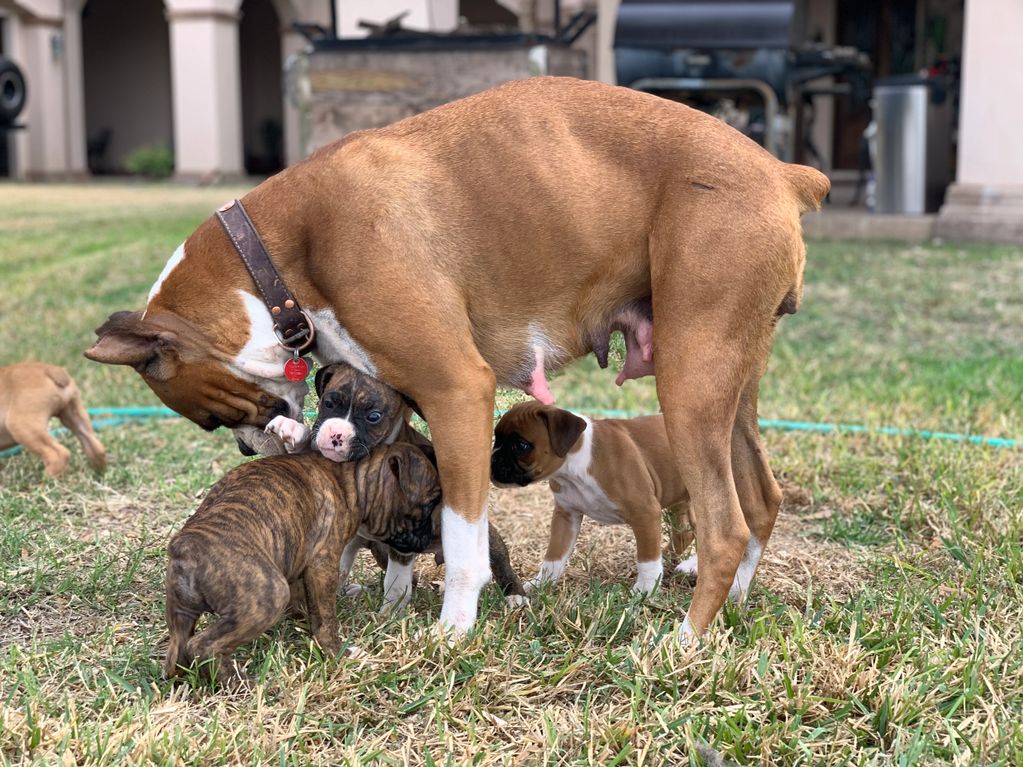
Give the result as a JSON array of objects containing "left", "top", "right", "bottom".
[
  {"left": 495, "top": 403, "right": 693, "bottom": 571},
  {"left": 0, "top": 362, "right": 106, "bottom": 477},
  {"left": 87, "top": 77, "right": 828, "bottom": 636}
]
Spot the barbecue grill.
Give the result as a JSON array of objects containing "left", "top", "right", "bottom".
[{"left": 614, "top": 0, "right": 870, "bottom": 162}]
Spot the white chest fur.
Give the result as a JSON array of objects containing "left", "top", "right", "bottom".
[{"left": 550, "top": 419, "right": 623, "bottom": 525}]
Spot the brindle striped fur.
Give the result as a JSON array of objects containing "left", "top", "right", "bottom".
[{"left": 164, "top": 443, "right": 439, "bottom": 682}]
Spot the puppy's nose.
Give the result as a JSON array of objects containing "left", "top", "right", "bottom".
[
  {"left": 322, "top": 392, "right": 340, "bottom": 410},
  {"left": 331, "top": 434, "right": 346, "bottom": 448}
]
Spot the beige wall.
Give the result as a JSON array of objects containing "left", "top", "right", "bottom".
[
  {"left": 335, "top": 0, "right": 457, "bottom": 37},
  {"left": 955, "top": 0, "right": 1023, "bottom": 186}
]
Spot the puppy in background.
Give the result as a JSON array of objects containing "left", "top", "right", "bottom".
[
  {"left": 492, "top": 402, "right": 697, "bottom": 595},
  {"left": 164, "top": 443, "right": 439, "bottom": 684},
  {"left": 265, "top": 363, "right": 527, "bottom": 611},
  {"left": 0, "top": 362, "right": 106, "bottom": 477}
]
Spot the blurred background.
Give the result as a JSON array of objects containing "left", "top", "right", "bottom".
[{"left": 0, "top": 0, "right": 1019, "bottom": 242}]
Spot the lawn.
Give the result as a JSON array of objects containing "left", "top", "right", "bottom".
[{"left": 1, "top": 183, "right": 1022, "bottom": 766}]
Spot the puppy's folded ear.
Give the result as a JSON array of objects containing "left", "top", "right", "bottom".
[
  {"left": 540, "top": 408, "right": 587, "bottom": 458},
  {"left": 84, "top": 311, "right": 179, "bottom": 380},
  {"left": 314, "top": 365, "right": 336, "bottom": 397},
  {"left": 399, "top": 392, "right": 425, "bottom": 419}
]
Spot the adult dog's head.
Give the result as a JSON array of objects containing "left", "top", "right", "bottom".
[{"left": 84, "top": 216, "right": 310, "bottom": 455}]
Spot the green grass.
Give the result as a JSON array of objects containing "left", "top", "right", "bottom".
[{"left": 1, "top": 184, "right": 1022, "bottom": 766}]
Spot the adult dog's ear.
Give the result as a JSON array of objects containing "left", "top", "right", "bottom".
[
  {"left": 314, "top": 365, "right": 336, "bottom": 397},
  {"left": 539, "top": 408, "right": 586, "bottom": 458},
  {"left": 84, "top": 311, "right": 179, "bottom": 380}
]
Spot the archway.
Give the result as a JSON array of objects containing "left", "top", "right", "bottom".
[
  {"left": 81, "top": 0, "right": 173, "bottom": 174},
  {"left": 240, "top": 0, "right": 284, "bottom": 175}
]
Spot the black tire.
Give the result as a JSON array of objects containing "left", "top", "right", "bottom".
[{"left": 0, "top": 57, "right": 27, "bottom": 125}]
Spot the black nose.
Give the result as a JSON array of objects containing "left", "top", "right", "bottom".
[{"left": 322, "top": 392, "right": 340, "bottom": 410}]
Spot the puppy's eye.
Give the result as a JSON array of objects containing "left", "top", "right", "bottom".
[
  {"left": 366, "top": 410, "right": 383, "bottom": 424},
  {"left": 515, "top": 439, "right": 531, "bottom": 453}
]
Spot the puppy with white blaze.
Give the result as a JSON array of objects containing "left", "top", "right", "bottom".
[{"left": 85, "top": 77, "right": 828, "bottom": 643}]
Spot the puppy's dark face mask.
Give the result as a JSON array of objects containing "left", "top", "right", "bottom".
[
  {"left": 311, "top": 363, "right": 408, "bottom": 462},
  {"left": 491, "top": 403, "right": 587, "bottom": 487},
  {"left": 490, "top": 430, "right": 538, "bottom": 487},
  {"left": 357, "top": 444, "right": 441, "bottom": 554}
]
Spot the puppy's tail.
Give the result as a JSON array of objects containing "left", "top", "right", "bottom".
[{"left": 783, "top": 163, "right": 831, "bottom": 215}]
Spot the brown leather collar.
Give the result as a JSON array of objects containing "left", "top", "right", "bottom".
[{"left": 215, "top": 199, "right": 315, "bottom": 353}]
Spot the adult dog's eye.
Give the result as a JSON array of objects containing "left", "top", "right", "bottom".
[{"left": 366, "top": 410, "right": 383, "bottom": 424}]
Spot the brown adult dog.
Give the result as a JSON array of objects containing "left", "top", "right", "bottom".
[
  {"left": 86, "top": 77, "right": 828, "bottom": 643},
  {"left": 0, "top": 362, "right": 106, "bottom": 477},
  {"left": 164, "top": 443, "right": 439, "bottom": 683},
  {"left": 492, "top": 403, "right": 697, "bottom": 594},
  {"left": 265, "top": 362, "right": 526, "bottom": 611}
]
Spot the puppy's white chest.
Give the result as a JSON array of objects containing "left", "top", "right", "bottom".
[
  {"left": 552, "top": 474, "right": 622, "bottom": 524},
  {"left": 550, "top": 420, "right": 623, "bottom": 525}
]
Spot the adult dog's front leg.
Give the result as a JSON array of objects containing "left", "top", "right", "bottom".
[{"left": 418, "top": 367, "right": 497, "bottom": 638}]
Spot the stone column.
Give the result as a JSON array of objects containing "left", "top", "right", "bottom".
[
  {"left": 165, "top": 0, "right": 244, "bottom": 180},
  {"left": 10, "top": 9, "right": 69, "bottom": 178},
  {"left": 594, "top": 0, "right": 620, "bottom": 84},
  {"left": 935, "top": 0, "right": 1023, "bottom": 244},
  {"left": 280, "top": 27, "right": 308, "bottom": 167},
  {"left": 62, "top": 0, "right": 88, "bottom": 175}
]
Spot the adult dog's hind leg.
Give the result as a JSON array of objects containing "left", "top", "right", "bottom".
[
  {"left": 651, "top": 210, "right": 794, "bottom": 643},
  {"left": 727, "top": 379, "right": 783, "bottom": 603}
]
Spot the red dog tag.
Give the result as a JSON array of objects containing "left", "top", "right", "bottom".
[{"left": 284, "top": 357, "right": 309, "bottom": 382}]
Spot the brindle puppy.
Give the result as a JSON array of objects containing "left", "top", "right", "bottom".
[
  {"left": 270, "top": 363, "right": 526, "bottom": 610},
  {"left": 164, "top": 443, "right": 439, "bottom": 683}
]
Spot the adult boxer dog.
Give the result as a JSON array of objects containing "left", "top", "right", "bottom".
[
  {"left": 266, "top": 362, "right": 526, "bottom": 611},
  {"left": 0, "top": 362, "right": 106, "bottom": 477},
  {"left": 164, "top": 442, "right": 439, "bottom": 683},
  {"left": 85, "top": 77, "right": 829, "bottom": 644},
  {"left": 492, "top": 403, "right": 697, "bottom": 594}
]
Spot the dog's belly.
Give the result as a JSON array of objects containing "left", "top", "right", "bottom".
[{"left": 551, "top": 476, "right": 624, "bottom": 525}]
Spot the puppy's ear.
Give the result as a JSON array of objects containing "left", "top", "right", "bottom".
[
  {"left": 416, "top": 443, "right": 438, "bottom": 469},
  {"left": 314, "top": 365, "right": 336, "bottom": 397},
  {"left": 400, "top": 392, "right": 425, "bottom": 419},
  {"left": 85, "top": 311, "right": 179, "bottom": 380},
  {"left": 540, "top": 408, "right": 586, "bottom": 458},
  {"left": 388, "top": 453, "right": 403, "bottom": 483}
]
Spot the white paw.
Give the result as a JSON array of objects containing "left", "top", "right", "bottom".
[
  {"left": 505, "top": 594, "right": 529, "bottom": 608},
  {"left": 674, "top": 554, "right": 699, "bottom": 577},
  {"left": 678, "top": 616, "right": 698, "bottom": 647},
  {"left": 343, "top": 583, "right": 373, "bottom": 598},
  {"left": 633, "top": 561, "right": 662, "bottom": 594},
  {"left": 342, "top": 645, "right": 366, "bottom": 659},
  {"left": 631, "top": 579, "right": 660, "bottom": 595},
  {"left": 265, "top": 415, "right": 311, "bottom": 454}
]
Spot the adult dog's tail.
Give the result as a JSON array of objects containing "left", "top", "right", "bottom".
[{"left": 784, "top": 164, "right": 831, "bottom": 214}]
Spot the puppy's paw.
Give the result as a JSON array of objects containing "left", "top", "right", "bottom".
[
  {"left": 523, "top": 577, "right": 548, "bottom": 595},
  {"left": 505, "top": 594, "right": 529, "bottom": 609},
  {"left": 343, "top": 582, "right": 374, "bottom": 598},
  {"left": 674, "top": 554, "right": 699, "bottom": 581},
  {"left": 677, "top": 616, "right": 700, "bottom": 649},
  {"left": 265, "top": 416, "right": 311, "bottom": 454},
  {"left": 630, "top": 579, "right": 660, "bottom": 596}
]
